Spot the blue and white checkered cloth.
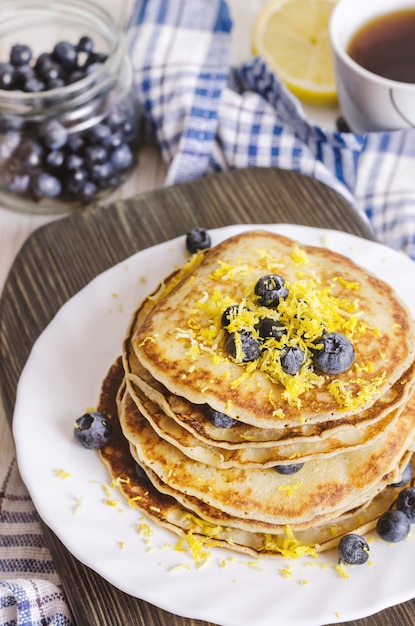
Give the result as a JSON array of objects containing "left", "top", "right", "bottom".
[
  {"left": 128, "top": 0, "right": 415, "bottom": 259},
  {"left": 2, "top": 1, "right": 415, "bottom": 623}
]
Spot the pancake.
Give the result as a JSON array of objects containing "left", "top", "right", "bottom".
[
  {"left": 123, "top": 382, "right": 408, "bottom": 467},
  {"left": 126, "top": 349, "right": 415, "bottom": 455},
  {"left": 98, "top": 359, "right": 414, "bottom": 557},
  {"left": 95, "top": 228, "right": 415, "bottom": 561},
  {"left": 132, "top": 230, "right": 415, "bottom": 429},
  {"left": 119, "top": 378, "right": 415, "bottom": 527}
]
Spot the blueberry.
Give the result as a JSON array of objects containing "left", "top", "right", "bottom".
[
  {"left": 0, "top": 130, "right": 20, "bottom": 160},
  {"left": 65, "top": 153, "right": 85, "bottom": 171},
  {"left": 66, "top": 168, "right": 88, "bottom": 195},
  {"left": 206, "top": 406, "right": 238, "bottom": 428},
  {"left": 66, "top": 134, "right": 84, "bottom": 153},
  {"left": 84, "top": 62, "right": 102, "bottom": 77},
  {"left": 280, "top": 346, "right": 304, "bottom": 375},
  {"left": 312, "top": 332, "right": 354, "bottom": 374},
  {"left": 254, "top": 274, "right": 289, "bottom": 307},
  {"left": 85, "top": 144, "right": 108, "bottom": 166},
  {"left": 52, "top": 41, "right": 78, "bottom": 70},
  {"left": 41, "top": 61, "right": 65, "bottom": 85},
  {"left": 14, "top": 64, "right": 35, "bottom": 88},
  {"left": 45, "top": 149, "right": 65, "bottom": 169},
  {"left": 274, "top": 463, "right": 304, "bottom": 475},
  {"left": 47, "top": 78, "right": 66, "bottom": 90},
  {"left": 186, "top": 227, "right": 212, "bottom": 254},
  {"left": 10, "top": 44, "right": 32, "bottom": 67},
  {"left": 256, "top": 317, "right": 286, "bottom": 341},
  {"left": 85, "top": 123, "right": 111, "bottom": 144},
  {"left": 85, "top": 51, "right": 108, "bottom": 67},
  {"left": 134, "top": 462, "right": 151, "bottom": 484},
  {"left": 376, "top": 509, "right": 410, "bottom": 542},
  {"left": 77, "top": 36, "right": 94, "bottom": 54},
  {"left": 24, "top": 77, "right": 46, "bottom": 93},
  {"left": 225, "top": 330, "right": 261, "bottom": 363},
  {"left": 90, "top": 161, "right": 115, "bottom": 188},
  {"left": 0, "top": 62, "right": 15, "bottom": 89},
  {"left": 78, "top": 180, "right": 97, "bottom": 204},
  {"left": 338, "top": 533, "right": 369, "bottom": 565},
  {"left": 35, "top": 52, "right": 53, "bottom": 72},
  {"left": 396, "top": 487, "right": 415, "bottom": 522},
  {"left": 15, "top": 140, "right": 43, "bottom": 171},
  {"left": 111, "top": 143, "right": 133, "bottom": 171},
  {"left": 30, "top": 172, "right": 62, "bottom": 199},
  {"left": 221, "top": 304, "right": 248, "bottom": 329},
  {"left": 42, "top": 120, "right": 68, "bottom": 150},
  {"left": 74, "top": 411, "right": 112, "bottom": 449},
  {"left": 105, "top": 131, "right": 123, "bottom": 149},
  {"left": 389, "top": 463, "right": 413, "bottom": 488},
  {"left": 5, "top": 173, "right": 30, "bottom": 194},
  {"left": 67, "top": 70, "right": 85, "bottom": 84}
]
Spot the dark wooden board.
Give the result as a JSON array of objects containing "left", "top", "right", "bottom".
[{"left": 0, "top": 167, "right": 413, "bottom": 626}]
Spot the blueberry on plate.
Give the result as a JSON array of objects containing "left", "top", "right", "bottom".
[
  {"left": 225, "top": 329, "right": 261, "bottom": 363},
  {"left": 74, "top": 411, "right": 112, "bottom": 449},
  {"left": 206, "top": 406, "right": 238, "bottom": 429},
  {"left": 338, "top": 533, "right": 369, "bottom": 565},
  {"left": 185, "top": 227, "right": 211, "bottom": 254},
  {"left": 376, "top": 509, "right": 410, "bottom": 543},
  {"left": 273, "top": 463, "right": 304, "bottom": 475},
  {"left": 396, "top": 487, "right": 415, "bottom": 523},
  {"left": 312, "top": 332, "right": 354, "bottom": 374},
  {"left": 254, "top": 274, "right": 289, "bottom": 307}
]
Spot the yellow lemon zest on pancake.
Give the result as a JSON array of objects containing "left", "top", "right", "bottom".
[
  {"left": 186, "top": 531, "right": 213, "bottom": 566},
  {"left": 291, "top": 244, "right": 310, "bottom": 266},
  {"left": 255, "top": 247, "right": 286, "bottom": 272},
  {"left": 183, "top": 513, "right": 224, "bottom": 538},
  {"left": 278, "top": 482, "right": 303, "bottom": 497},
  {"left": 138, "top": 334, "right": 159, "bottom": 348},
  {"left": 179, "top": 253, "right": 382, "bottom": 410},
  {"left": 264, "top": 526, "right": 317, "bottom": 559},
  {"left": 210, "top": 259, "right": 254, "bottom": 281},
  {"left": 327, "top": 372, "right": 386, "bottom": 410},
  {"left": 334, "top": 276, "right": 361, "bottom": 290}
]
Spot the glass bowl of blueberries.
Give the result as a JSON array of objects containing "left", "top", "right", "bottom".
[{"left": 0, "top": 0, "right": 140, "bottom": 214}]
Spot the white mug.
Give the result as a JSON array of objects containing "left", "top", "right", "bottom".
[{"left": 329, "top": 0, "right": 415, "bottom": 132}]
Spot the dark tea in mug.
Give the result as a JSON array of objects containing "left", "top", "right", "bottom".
[{"left": 347, "top": 8, "right": 415, "bottom": 83}]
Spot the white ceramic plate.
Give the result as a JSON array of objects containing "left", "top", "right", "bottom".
[{"left": 13, "top": 224, "right": 415, "bottom": 626}]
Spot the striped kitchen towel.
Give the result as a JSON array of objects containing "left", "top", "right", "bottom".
[
  {"left": 0, "top": 459, "right": 73, "bottom": 625},
  {"left": 128, "top": 0, "right": 415, "bottom": 259}
]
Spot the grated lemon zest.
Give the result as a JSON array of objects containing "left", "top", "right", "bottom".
[
  {"left": 138, "top": 522, "right": 153, "bottom": 537},
  {"left": 335, "top": 563, "right": 352, "bottom": 578},
  {"left": 291, "top": 244, "right": 309, "bottom": 265},
  {"left": 278, "top": 482, "right": 302, "bottom": 497},
  {"left": 264, "top": 526, "right": 317, "bottom": 559},
  {"left": 54, "top": 469, "right": 70, "bottom": 480}
]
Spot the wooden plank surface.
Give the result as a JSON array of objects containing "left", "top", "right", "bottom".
[{"left": 0, "top": 167, "right": 413, "bottom": 626}]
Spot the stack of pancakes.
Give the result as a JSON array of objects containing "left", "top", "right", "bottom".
[{"left": 99, "top": 230, "right": 415, "bottom": 558}]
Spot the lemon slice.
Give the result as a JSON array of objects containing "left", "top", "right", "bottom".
[{"left": 252, "top": 0, "right": 337, "bottom": 105}]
